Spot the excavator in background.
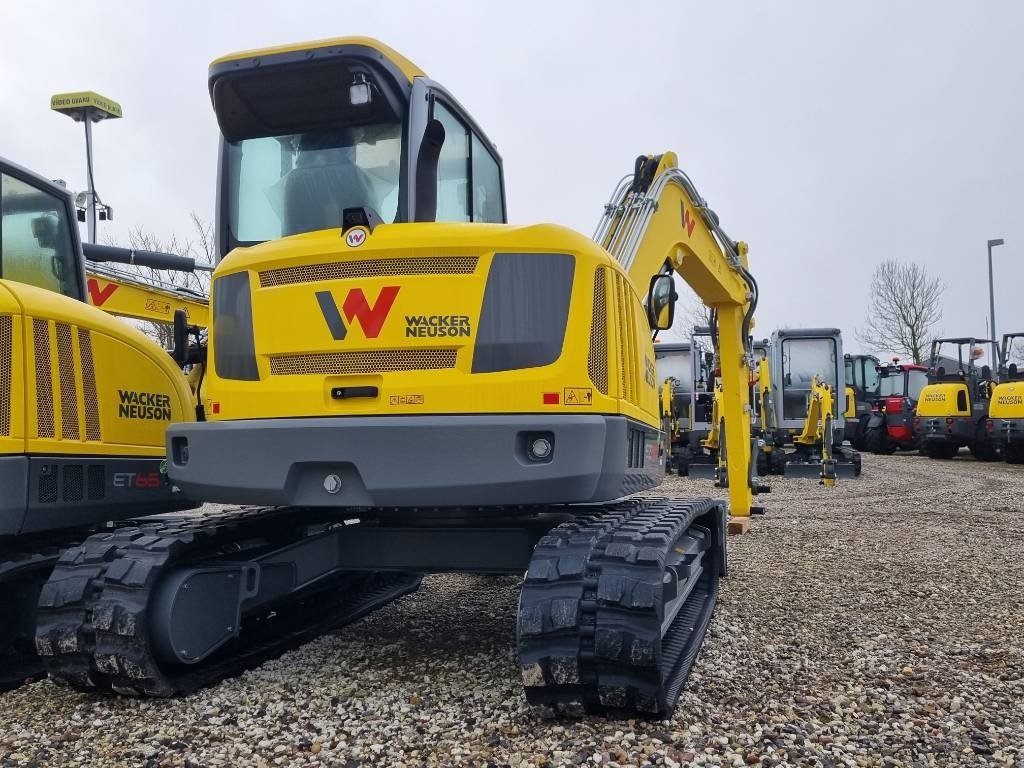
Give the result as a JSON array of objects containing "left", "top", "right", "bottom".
[
  {"left": 654, "top": 328, "right": 718, "bottom": 477},
  {"left": 863, "top": 359, "right": 928, "bottom": 454},
  {"left": 916, "top": 337, "right": 998, "bottom": 460},
  {"left": 764, "top": 328, "right": 861, "bottom": 480},
  {"left": 843, "top": 353, "right": 880, "bottom": 449},
  {"left": 989, "top": 332, "right": 1024, "bottom": 463},
  {"left": 0, "top": 155, "right": 213, "bottom": 690},
  {"left": 39, "top": 37, "right": 762, "bottom": 716}
]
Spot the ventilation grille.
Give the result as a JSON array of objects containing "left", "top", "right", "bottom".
[
  {"left": 33, "top": 320, "right": 55, "bottom": 439},
  {"left": 259, "top": 256, "right": 480, "bottom": 287},
  {"left": 56, "top": 323, "right": 80, "bottom": 441},
  {"left": 62, "top": 464, "right": 84, "bottom": 502},
  {"left": 270, "top": 348, "right": 458, "bottom": 376},
  {"left": 613, "top": 272, "right": 641, "bottom": 407},
  {"left": 87, "top": 465, "right": 106, "bottom": 501},
  {"left": 78, "top": 328, "right": 101, "bottom": 441},
  {"left": 35, "top": 463, "right": 107, "bottom": 505},
  {"left": 38, "top": 465, "right": 58, "bottom": 504},
  {"left": 0, "top": 316, "right": 11, "bottom": 437},
  {"left": 587, "top": 269, "right": 608, "bottom": 395}
]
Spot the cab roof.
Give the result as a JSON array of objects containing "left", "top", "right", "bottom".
[{"left": 210, "top": 37, "right": 426, "bottom": 84}]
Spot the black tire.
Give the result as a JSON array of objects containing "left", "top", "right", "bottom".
[
  {"left": 969, "top": 420, "right": 999, "bottom": 461},
  {"left": 850, "top": 414, "right": 870, "bottom": 450},
  {"left": 923, "top": 441, "right": 958, "bottom": 459},
  {"left": 1005, "top": 443, "right": 1024, "bottom": 465},
  {"left": 864, "top": 424, "right": 897, "bottom": 455}
]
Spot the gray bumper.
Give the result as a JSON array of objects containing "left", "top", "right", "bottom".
[
  {"left": 921, "top": 417, "right": 972, "bottom": 444},
  {"left": 997, "top": 418, "right": 1024, "bottom": 445},
  {"left": 167, "top": 415, "right": 660, "bottom": 508}
]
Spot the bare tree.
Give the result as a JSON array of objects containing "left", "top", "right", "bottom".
[
  {"left": 105, "top": 214, "right": 213, "bottom": 348},
  {"left": 856, "top": 260, "right": 944, "bottom": 364}
]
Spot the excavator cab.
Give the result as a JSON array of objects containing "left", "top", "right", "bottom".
[
  {"left": 989, "top": 332, "right": 1024, "bottom": 463},
  {"left": 766, "top": 328, "right": 860, "bottom": 479},
  {"left": 209, "top": 38, "right": 505, "bottom": 257},
  {"left": 916, "top": 337, "right": 997, "bottom": 460}
]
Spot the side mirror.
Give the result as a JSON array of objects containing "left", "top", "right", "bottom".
[
  {"left": 171, "top": 309, "right": 205, "bottom": 367},
  {"left": 646, "top": 273, "right": 677, "bottom": 331}
]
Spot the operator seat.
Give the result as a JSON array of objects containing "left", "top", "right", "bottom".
[{"left": 283, "top": 130, "right": 374, "bottom": 236}]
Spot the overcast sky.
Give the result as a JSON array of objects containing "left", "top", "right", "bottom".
[{"left": 4, "top": 1, "right": 1021, "bottom": 357}]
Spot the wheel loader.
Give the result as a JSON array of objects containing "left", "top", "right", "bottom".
[
  {"left": 916, "top": 337, "right": 998, "bottom": 460},
  {"left": 39, "top": 37, "right": 763, "bottom": 716},
  {"left": 0, "top": 156, "right": 207, "bottom": 689},
  {"left": 863, "top": 360, "right": 928, "bottom": 454},
  {"left": 988, "top": 332, "right": 1024, "bottom": 463}
]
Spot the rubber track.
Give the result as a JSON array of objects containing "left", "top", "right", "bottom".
[
  {"left": 518, "top": 496, "right": 725, "bottom": 717},
  {"left": 36, "top": 509, "right": 421, "bottom": 696},
  {"left": 0, "top": 546, "right": 63, "bottom": 691}
]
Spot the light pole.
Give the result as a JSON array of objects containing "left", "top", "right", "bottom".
[
  {"left": 987, "top": 238, "right": 1005, "bottom": 367},
  {"left": 50, "top": 91, "right": 122, "bottom": 243}
]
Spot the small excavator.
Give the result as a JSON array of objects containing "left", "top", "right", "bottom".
[
  {"left": 916, "top": 337, "right": 998, "bottom": 460},
  {"left": 39, "top": 37, "right": 763, "bottom": 716},
  {"left": 761, "top": 328, "right": 861, "bottom": 480},
  {"left": 0, "top": 155, "right": 210, "bottom": 689},
  {"left": 988, "top": 332, "right": 1024, "bottom": 464},
  {"left": 654, "top": 328, "right": 718, "bottom": 477}
]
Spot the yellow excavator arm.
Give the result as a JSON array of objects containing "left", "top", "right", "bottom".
[
  {"left": 81, "top": 243, "right": 210, "bottom": 328},
  {"left": 792, "top": 375, "right": 838, "bottom": 486},
  {"left": 85, "top": 266, "right": 209, "bottom": 328},
  {"left": 596, "top": 152, "right": 759, "bottom": 516}
]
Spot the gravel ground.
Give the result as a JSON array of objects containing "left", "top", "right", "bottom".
[{"left": 1, "top": 452, "right": 1022, "bottom": 767}]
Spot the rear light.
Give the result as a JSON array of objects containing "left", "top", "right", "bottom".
[
  {"left": 913, "top": 418, "right": 920, "bottom": 430},
  {"left": 987, "top": 419, "right": 994, "bottom": 433},
  {"left": 946, "top": 418, "right": 954, "bottom": 425},
  {"left": 885, "top": 397, "right": 903, "bottom": 414}
]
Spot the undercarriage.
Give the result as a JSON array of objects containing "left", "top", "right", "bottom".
[{"left": 35, "top": 499, "right": 726, "bottom": 716}]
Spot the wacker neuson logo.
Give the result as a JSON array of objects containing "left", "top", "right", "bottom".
[
  {"left": 118, "top": 390, "right": 172, "bottom": 421},
  {"left": 405, "top": 315, "right": 471, "bottom": 337}
]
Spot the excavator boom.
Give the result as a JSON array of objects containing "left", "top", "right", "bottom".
[{"left": 596, "top": 152, "right": 758, "bottom": 515}]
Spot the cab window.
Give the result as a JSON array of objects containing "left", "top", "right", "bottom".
[
  {"left": 0, "top": 173, "right": 79, "bottom": 299},
  {"left": 471, "top": 133, "right": 503, "bottom": 223},
  {"left": 433, "top": 101, "right": 470, "bottom": 222},
  {"left": 433, "top": 100, "right": 505, "bottom": 224}
]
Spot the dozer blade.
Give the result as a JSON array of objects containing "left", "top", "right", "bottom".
[
  {"left": 782, "top": 461, "right": 826, "bottom": 479},
  {"left": 518, "top": 496, "right": 726, "bottom": 717},
  {"left": 687, "top": 463, "right": 718, "bottom": 480}
]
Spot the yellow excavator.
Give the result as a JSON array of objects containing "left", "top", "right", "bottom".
[
  {"left": 0, "top": 155, "right": 213, "bottom": 689},
  {"left": 39, "top": 37, "right": 762, "bottom": 716}
]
